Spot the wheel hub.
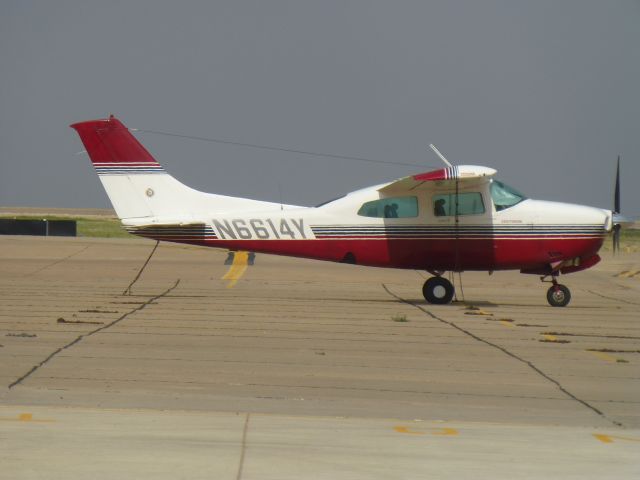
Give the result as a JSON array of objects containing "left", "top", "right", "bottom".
[{"left": 433, "top": 285, "right": 446, "bottom": 298}]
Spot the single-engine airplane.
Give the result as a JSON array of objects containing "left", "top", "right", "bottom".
[{"left": 71, "top": 115, "right": 626, "bottom": 307}]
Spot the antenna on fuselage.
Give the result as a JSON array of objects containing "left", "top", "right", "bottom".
[{"left": 429, "top": 144, "right": 453, "bottom": 167}]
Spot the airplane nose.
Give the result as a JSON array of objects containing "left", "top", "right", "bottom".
[
  {"left": 529, "top": 200, "right": 610, "bottom": 229},
  {"left": 604, "top": 209, "right": 614, "bottom": 232},
  {"left": 590, "top": 207, "right": 611, "bottom": 233}
]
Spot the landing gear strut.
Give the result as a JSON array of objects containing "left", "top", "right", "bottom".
[
  {"left": 542, "top": 276, "right": 571, "bottom": 307},
  {"left": 422, "top": 275, "right": 455, "bottom": 304}
]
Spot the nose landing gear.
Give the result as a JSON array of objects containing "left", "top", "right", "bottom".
[
  {"left": 422, "top": 275, "right": 455, "bottom": 304},
  {"left": 542, "top": 276, "right": 571, "bottom": 307}
]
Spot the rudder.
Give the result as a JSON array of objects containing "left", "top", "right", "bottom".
[{"left": 71, "top": 115, "right": 163, "bottom": 173}]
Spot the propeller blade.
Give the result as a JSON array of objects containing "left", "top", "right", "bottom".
[
  {"left": 613, "top": 224, "right": 621, "bottom": 254},
  {"left": 614, "top": 155, "right": 621, "bottom": 214},
  {"left": 612, "top": 156, "right": 622, "bottom": 255}
]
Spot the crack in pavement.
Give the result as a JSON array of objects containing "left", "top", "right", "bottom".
[
  {"left": 23, "top": 245, "right": 92, "bottom": 277},
  {"left": 381, "top": 283, "right": 625, "bottom": 428},
  {"left": 122, "top": 240, "right": 160, "bottom": 296},
  {"left": 7, "top": 279, "right": 181, "bottom": 389},
  {"left": 236, "top": 413, "right": 250, "bottom": 480},
  {"left": 585, "top": 289, "right": 640, "bottom": 306}
]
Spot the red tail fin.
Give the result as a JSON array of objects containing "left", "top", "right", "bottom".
[
  {"left": 70, "top": 115, "right": 162, "bottom": 173},
  {"left": 71, "top": 114, "right": 294, "bottom": 220}
]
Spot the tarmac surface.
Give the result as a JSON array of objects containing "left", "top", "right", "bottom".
[{"left": 1, "top": 235, "right": 639, "bottom": 478}]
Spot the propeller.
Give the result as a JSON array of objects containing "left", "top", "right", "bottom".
[
  {"left": 612, "top": 156, "right": 622, "bottom": 254},
  {"left": 613, "top": 222, "right": 621, "bottom": 254}
]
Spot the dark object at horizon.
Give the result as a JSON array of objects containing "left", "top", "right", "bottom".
[{"left": 0, "top": 219, "right": 77, "bottom": 237}]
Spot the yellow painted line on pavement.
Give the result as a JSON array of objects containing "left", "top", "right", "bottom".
[
  {"left": 616, "top": 270, "right": 640, "bottom": 278},
  {"left": 431, "top": 427, "right": 458, "bottom": 436},
  {"left": 593, "top": 433, "right": 640, "bottom": 444},
  {"left": 0, "top": 412, "right": 55, "bottom": 423},
  {"left": 394, "top": 426, "right": 425, "bottom": 435},
  {"left": 586, "top": 351, "right": 616, "bottom": 363},
  {"left": 221, "top": 251, "right": 249, "bottom": 288},
  {"left": 394, "top": 426, "right": 458, "bottom": 436}
]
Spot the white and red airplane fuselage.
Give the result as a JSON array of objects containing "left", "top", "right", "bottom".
[{"left": 72, "top": 116, "right": 612, "bottom": 306}]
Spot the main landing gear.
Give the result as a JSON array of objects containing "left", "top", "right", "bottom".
[
  {"left": 421, "top": 272, "right": 572, "bottom": 307},
  {"left": 543, "top": 275, "right": 571, "bottom": 307},
  {"left": 422, "top": 274, "right": 455, "bottom": 305}
]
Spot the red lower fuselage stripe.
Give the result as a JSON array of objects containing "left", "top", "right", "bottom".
[{"left": 136, "top": 235, "right": 604, "bottom": 271}]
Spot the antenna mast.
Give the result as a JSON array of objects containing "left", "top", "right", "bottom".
[{"left": 429, "top": 144, "right": 453, "bottom": 167}]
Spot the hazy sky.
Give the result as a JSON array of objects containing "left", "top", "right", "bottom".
[{"left": 1, "top": 1, "right": 638, "bottom": 216}]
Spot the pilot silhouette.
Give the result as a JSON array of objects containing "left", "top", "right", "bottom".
[{"left": 434, "top": 199, "right": 446, "bottom": 216}]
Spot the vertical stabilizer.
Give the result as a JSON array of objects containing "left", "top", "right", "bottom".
[{"left": 71, "top": 115, "right": 291, "bottom": 222}]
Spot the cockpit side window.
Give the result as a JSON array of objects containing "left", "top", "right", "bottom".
[
  {"left": 432, "top": 192, "right": 485, "bottom": 216},
  {"left": 357, "top": 196, "right": 418, "bottom": 218},
  {"left": 490, "top": 180, "right": 526, "bottom": 211}
]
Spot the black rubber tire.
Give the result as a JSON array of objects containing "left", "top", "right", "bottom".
[
  {"left": 546, "top": 284, "right": 571, "bottom": 307},
  {"left": 423, "top": 277, "right": 455, "bottom": 304}
]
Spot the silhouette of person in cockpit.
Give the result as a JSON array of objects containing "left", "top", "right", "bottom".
[
  {"left": 390, "top": 203, "right": 398, "bottom": 218},
  {"left": 384, "top": 203, "right": 399, "bottom": 218},
  {"left": 434, "top": 199, "right": 447, "bottom": 216}
]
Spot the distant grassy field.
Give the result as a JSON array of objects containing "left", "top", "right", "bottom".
[
  {"left": 603, "top": 228, "right": 640, "bottom": 253},
  {"left": 76, "top": 217, "right": 133, "bottom": 238},
  {"left": 0, "top": 215, "right": 133, "bottom": 238}
]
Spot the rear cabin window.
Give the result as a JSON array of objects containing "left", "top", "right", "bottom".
[
  {"left": 432, "top": 192, "right": 485, "bottom": 216},
  {"left": 357, "top": 197, "right": 418, "bottom": 218}
]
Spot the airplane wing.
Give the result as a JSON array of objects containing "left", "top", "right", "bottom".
[{"left": 378, "top": 165, "right": 497, "bottom": 193}]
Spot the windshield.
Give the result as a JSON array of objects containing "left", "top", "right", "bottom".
[{"left": 490, "top": 180, "right": 526, "bottom": 211}]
